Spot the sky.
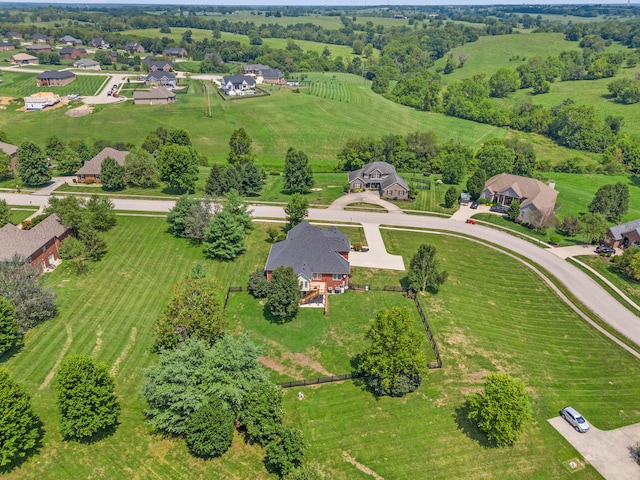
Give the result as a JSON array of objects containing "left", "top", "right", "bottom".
[{"left": 8, "top": 0, "right": 637, "bottom": 5}]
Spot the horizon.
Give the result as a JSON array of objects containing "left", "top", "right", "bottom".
[{"left": 2, "top": 1, "right": 637, "bottom": 6}]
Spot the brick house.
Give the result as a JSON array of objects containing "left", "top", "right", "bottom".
[
  {"left": 125, "top": 41, "right": 145, "bottom": 53},
  {"left": 348, "top": 161, "right": 410, "bottom": 200},
  {"left": 76, "top": 147, "right": 129, "bottom": 183},
  {"left": 0, "top": 141, "right": 18, "bottom": 172},
  {"left": 604, "top": 219, "right": 640, "bottom": 249},
  {"left": 0, "top": 214, "right": 72, "bottom": 274},
  {"left": 265, "top": 221, "right": 350, "bottom": 308},
  {"left": 6, "top": 32, "right": 22, "bottom": 40},
  {"left": 144, "top": 71, "right": 177, "bottom": 88},
  {"left": 0, "top": 42, "right": 15, "bottom": 51},
  {"left": 133, "top": 87, "right": 176, "bottom": 105},
  {"left": 26, "top": 44, "right": 52, "bottom": 53},
  {"left": 162, "top": 47, "right": 187, "bottom": 57},
  {"left": 146, "top": 60, "right": 173, "bottom": 72},
  {"left": 59, "top": 47, "right": 87, "bottom": 59},
  {"left": 36, "top": 70, "right": 76, "bottom": 87}
]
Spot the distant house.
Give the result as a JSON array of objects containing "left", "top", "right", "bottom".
[
  {"left": 265, "top": 221, "right": 351, "bottom": 306},
  {"left": 107, "top": 51, "right": 118, "bottom": 62},
  {"left": 221, "top": 74, "right": 256, "bottom": 95},
  {"left": 31, "top": 33, "right": 52, "bottom": 43},
  {"left": 133, "top": 87, "right": 176, "bottom": 105},
  {"left": 259, "top": 68, "right": 285, "bottom": 85},
  {"left": 481, "top": 173, "right": 558, "bottom": 227},
  {"left": 144, "top": 71, "right": 177, "bottom": 88},
  {"left": 90, "top": 37, "right": 110, "bottom": 49},
  {"left": 0, "top": 42, "right": 15, "bottom": 51},
  {"left": 25, "top": 44, "right": 52, "bottom": 53},
  {"left": 604, "top": 219, "right": 640, "bottom": 249},
  {"left": 24, "top": 92, "right": 60, "bottom": 110},
  {"left": 10, "top": 53, "right": 38, "bottom": 65},
  {"left": 36, "top": 70, "right": 75, "bottom": 87},
  {"left": 73, "top": 58, "right": 101, "bottom": 70},
  {"left": 6, "top": 32, "right": 22, "bottom": 40},
  {"left": 125, "top": 41, "right": 145, "bottom": 53},
  {"left": 147, "top": 60, "right": 173, "bottom": 72},
  {"left": 348, "top": 161, "right": 410, "bottom": 200},
  {"left": 162, "top": 47, "right": 187, "bottom": 57},
  {"left": 0, "top": 141, "right": 18, "bottom": 172},
  {"left": 0, "top": 214, "right": 72, "bottom": 274},
  {"left": 76, "top": 147, "right": 129, "bottom": 183},
  {"left": 242, "top": 63, "right": 270, "bottom": 75},
  {"left": 59, "top": 47, "right": 87, "bottom": 59},
  {"left": 58, "top": 35, "right": 83, "bottom": 45}
]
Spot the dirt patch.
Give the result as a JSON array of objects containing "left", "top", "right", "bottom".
[
  {"left": 66, "top": 104, "right": 93, "bottom": 117},
  {"left": 110, "top": 327, "right": 137, "bottom": 376},
  {"left": 92, "top": 328, "right": 103, "bottom": 356},
  {"left": 40, "top": 324, "right": 73, "bottom": 389},
  {"left": 0, "top": 96, "right": 14, "bottom": 105},
  {"left": 259, "top": 350, "right": 334, "bottom": 379},
  {"left": 342, "top": 451, "right": 385, "bottom": 480}
]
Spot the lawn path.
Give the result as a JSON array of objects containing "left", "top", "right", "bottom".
[
  {"left": 40, "top": 324, "right": 72, "bottom": 389},
  {"left": 342, "top": 452, "right": 385, "bottom": 480},
  {"left": 110, "top": 327, "right": 137, "bottom": 376},
  {"left": 91, "top": 327, "right": 103, "bottom": 356}
]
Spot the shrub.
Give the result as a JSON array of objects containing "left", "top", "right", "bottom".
[
  {"left": 353, "top": 242, "right": 363, "bottom": 252},
  {"left": 184, "top": 398, "right": 234, "bottom": 458},
  {"left": 85, "top": 178, "right": 95, "bottom": 185},
  {"left": 247, "top": 269, "right": 269, "bottom": 299},
  {"left": 549, "top": 233, "right": 562, "bottom": 244},
  {"left": 265, "top": 426, "right": 306, "bottom": 477}
]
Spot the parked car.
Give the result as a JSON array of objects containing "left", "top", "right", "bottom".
[
  {"left": 470, "top": 201, "right": 479, "bottom": 209},
  {"left": 595, "top": 245, "right": 615, "bottom": 255},
  {"left": 489, "top": 205, "right": 508, "bottom": 214},
  {"left": 112, "top": 84, "right": 117, "bottom": 89},
  {"left": 466, "top": 219, "right": 476, "bottom": 225},
  {"left": 112, "top": 93, "right": 118, "bottom": 98},
  {"left": 560, "top": 406, "right": 590, "bottom": 433},
  {"left": 107, "top": 90, "right": 112, "bottom": 96}
]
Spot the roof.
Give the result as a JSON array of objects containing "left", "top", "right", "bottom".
[
  {"left": 265, "top": 221, "right": 350, "bottom": 278},
  {"left": 0, "top": 214, "right": 70, "bottom": 262},
  {"left": 348, "top": 161, "right": 409, "bottom": 190},
  {"left": 59, "top": 35, "right": 81, "bottom": 43},
  {"left": 31, "top": 33, "right": 51, "bottom": 40},
  {"left": 74, "top": 58, "right": 100, "bottom": 66},
  {"left": 0, "top": 42, "right": 14, "bottom": 47},
  {"left": 222, "top": 74, "right": 256, "bottom": 86},
  {"left": 133, "top": 87, "right": 176, "bottom": 100},
  {"left": 25, "top": 44, "right": 51, "bottom": 50},
  {"left": 261, "top": 68, "right": 282, "bottom": 79},
  {"left": 59, "top": 47, "right": 86, "bottom": 55},
  {"left": 0, "top": 141, "right": 17, "bottom": 157},
  {"left": 146, "top": 71, "right": 176, "bottom": 81},
  {"left": 76, "top": 147, "right": 129, "bottom": 176},
  {"left": 37, "top": 70, "right": 75, "bottom": 80},
  {"left": 243, "top": 63, "right": 270, "bottom": 71},
  {"left": 163, "top": 47, "right": 185, "bottom": 54},
  {"left": 11, "top": 53, "right": 37, "bottom": 61},
  {"left": 608, "top": 219, "right": 640, "bottom": 240},
  {"left": 148, "top": 61, "right": 173, "bottom": 69},
  {"left": 483, "top": 173, "right": 558, "bottom": 215}
]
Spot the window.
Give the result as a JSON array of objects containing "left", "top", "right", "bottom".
[
  {"left": 399, "top": 190, "right": 405, "bottom": 196},
  {"left": 312, "top": 273, "right": 322, "bottom": 280},
  {"left": 42, "top": 246, "right": 46, "bottom": 253},
  {"left": 387, "top": 190, "right": 393, "bottom": 196},
  {"left": 353, "top": 182, "right": 361, "bottom": 189},
  {"left": 332, "top": 274, "right": 341, "bottom": 281},
  {"left": 80, "top": 174, "right": 85, "bottom": 180},
  {"left": 372, "top": 172, "right": 380, "bottom": 179}
]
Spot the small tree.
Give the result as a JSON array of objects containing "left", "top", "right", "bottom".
[
  {"left": 80, "top": 228, "right": 108, "bottom": 262},
  {"left": 358, "top": 306, "right": 426, "bottom": 397},
  {"left": 581, "top": 213, "right": 608, "bottom": 244},
  {"left": 466, "top": 169, "right": 486, "bottom": 201},
  {"left": 0, "top": 369, "right": 41, "bottom": 467},
  {"left": 0, "top": 297, "right": 20, "bottom": 355},
  {"left": 228, "top": 128, "right": 253, "bottom": 165},
  {"left": 266, "top": 266, "right": 301, "bottom": 322},
  {"left": 466, "top": 372, "right": 532, "bottom": 447},
  {"left": 184, "top": 198, "right": 212, "bottom": 244},
  {"left": 265, "top": 426, "right": 306, "bottom": 478},
  {"left": 285, "top": 194, "right": 309, "bottom": 231},
  {"left": 0, "top": 199, "right": 9, "bottom": 227},
  {"left": 224, "top": 189, "right": 253, "bottom": 233},
  {"left": 184, "top": 398, "right": 234, "bottom": 458},
  {"left": 17, "top": 141, "right": 51, "bottom": 186},
  {"left": 205, "top": 163, "right": 226, "bottom": 196},
  {"left": 284, "top": 148, "right": 314, "bottom": 194},
  {"left": 247, "top": 269, "right": 270, "bottom": 298},
  {"left": 85, "top": 195, "right": 116, "bottom": 231},
  {"left": 100, "top": 157, "right": 126, "bottom": 190},
  {"left": 407, "top": 244, "right": 448, "bottom": 294},
  {"left": 444, "top": 186, "right": 458, "bottom": 208},
  {"left": 559, "top": 216, "right": 582, "bottom": 236},
  {"left": 167, "top": 195, "right": 197, "bottom": 238},
  {"left": 203, "top": 210, "right": 246, "bottom": 261},
  {"left": 55, "top": 354, "right": 120, "bottom": 440},
  {"left": 507, "top": 199, "right": 520, "bottom": 221},
  {"left": 58, "top": 237, "right": 88, "bottom": 274}
]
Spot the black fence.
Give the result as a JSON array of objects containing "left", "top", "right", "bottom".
[
  {"left": 410, "top": 292, "right": 443, "bottom": 369},
  {"left": 224, "top": 286, "right": 244, "bottom": 309},
  {"left": 350, "top": 284, "right": 405, "bottom": 292},
  {"left": 279, "top": 373, "right": 362, "bottom": 389}
]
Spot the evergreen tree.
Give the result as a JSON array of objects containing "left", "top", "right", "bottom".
[
  {"left": 205, "top": 163, "right": 226, "bottom": 196},
  {"left": 285, "top": 193, "right": 309, "bottom": 231},
  {"left": 444, "top": 186, "right": 458, "bottom": 208},
  {"left": 0, "top": 199, "right": 9, "bottom": 227},
  {"left": 284, "top": 148, "right": 314, "bottom": 194},
  {"left": 203, "top": 210, "right": 246, "bottom": 261},
  {"left": 266, "top": 266, "right": 301, "bottom": 322},
  {"left": 466, "top": 169, "right": 487, "bottom": 201},
  {"left": 17, "top": 141, "right": 51, "bottom": 186},
  {"left": 167, "top": 195, "right": 197, "bottom": 238},
  {"left": 0, "top": 297, "right": 20, "bottom": 355},
  {"left": 507, "top": 199, "right": 521, "bottom": 221}
]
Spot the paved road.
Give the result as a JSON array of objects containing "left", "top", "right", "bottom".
[{"left": 2, "top": 192, "right": 639, "bottom": 349}]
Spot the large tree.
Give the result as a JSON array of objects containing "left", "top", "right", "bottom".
[
  {"left": 0, "top": 369, "right": 41, "bottom": 467},
  {"left": 205, "top": 163, "right": 226, "bottom": 197},
  {"left": 466, "top": 372, "right": 532, "bottom": 447},
  {"left": 56, "top": 148, "right": 82, "bottom": 175},
  {"left": 55, "top": 354, "right": 120, "bottom": 440},
  {"left": 167, "top": 195, "right": 197, "bottom": 238},
  {"left": 440, "top": 142, "right": 472, "bottom": 185},
  {"left": 239, "top": 381, "right": 284, "bottom": 445},
  {"left": 265, "top": 427, "right": 306, "bottom": 478},
  {"left": 488, "top": 68, "right": 520, "bottom": 98},
  {"left": 184, "top": 398, "right": 234, "bottom": 458},
  {"left": 154, "top": 272, "right": 226, "bottom": 351},
  {"left": 124, "top": 149, "right": 158, "bottom": 188},
  {"left": 203, "top": 210, "right": 246, "bottom": 261},
  {"left": 407, "top": 244, "right": 448, "bottom": 294},
  {"left": 157, "top": 144, "right": 199, "bottom": 192},
  {"left": 99, "top": 157, "right": 126, "bottom": 190},
  {"left": 85, "top": 196, "right": 117, "bottom": 232},
  {"left": 45, "top": 135, "right": 66, "bottom": 163},
  {"left": 266, "top": 266, "right": 302, "bottom": 322},
  {"left": 184, "top": 198, "right": 213, "bottom": 244},
  {"left": 358, "top": 306, "right": 426, "bottom": 397},
  {"left": 17, "top": 141, "right": 51, "bottom": 186},
  {"left": 0, "top": 297, "right": 20, "bottom": 355},
  {"left": 285, "top": 193, "right": 309, "bottom": 231},
  {"left": 466, "top": 169, "right": 487, "bottom": 201},
  {"left": 475, "top": 144, "right": 515, "bottom": 178},
  {"left": 227, "top": 128, "right": 253, "bottom": 165},
  {"left": 284, "top": 148, "right": 314, "bottom": 194},
  {"left": 588, "top": 182, "right": 629, "bottom": 222}
]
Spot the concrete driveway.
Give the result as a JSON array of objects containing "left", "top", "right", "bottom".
[
  {"left": 549, "top": 416, "right": 640, "bottom": 480},
  {"left": 349, "top": 223, "right": 405, "bottom": 271}
]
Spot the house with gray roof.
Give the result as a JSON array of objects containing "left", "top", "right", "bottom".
[
  {"left": 0, "top": 42, "right": 15, "bottom": 51},
  {"left": 221, "top": 74, "right": 256, "bottom": 95},
  {"left": 258, "top": 68, "right": 284, "bottom": 85},
  {"left": 31, "top": 33, "right": 52, "bottom": 43},
  {"left": 481, "top": 173, "right": 558, "bottom": 227},
  {"left": 73, "top": 58, "right": 100, "bottom": 70},
  {"left": 265, "top": 221, "right": 350, "bottom": 303},
  {"left": 90, "top": 37, "right": 110, "bottom": 49},
  {"left": 0, "top": 214, "right": 72, "bottom": 273},
  {"left": 348, "top": 161, "right": 410, "bottom": 200},
  {"left": 0, "top": 141, "right": 18, "bottom": 172},
  {"left": 58, "top": 35, "right": 83, "bottom": 45},
  {"left": 162, "top": 47, "right": 187, "bottom": 57},
  {"left": 125, "top": 41, "right": 145, "bottom": 53},
  {"left": 242, "top": 64, "right": 270, "bottom": 75},
  {"left": 133, "top": 87, "right": 176, "bottom": 105},
  {"left": 36, "top": 70, "right": 75, "bottom": 87},
  {"left": 59, "top": 47, "right": 87, "bottom": 59},
  {"left": 76, "top": 147, "right": 129, "bottom": 183},
  {"left": 145, "top": 71, "right": 177, "bottom": 88},
  {"left": 26, "top": 44, "right": 52, "bottom": 53},
  {"left": 147, "top": 60, "right": 173, "bottom": 72},
  {"left": 604, "top": 219, "right": 640, "bottom": 248}
]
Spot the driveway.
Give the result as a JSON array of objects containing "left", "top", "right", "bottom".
[
  {"left": 349, "top": 223, "right": 405, "bottom": 271},
  {"left": 549, "top": 416, "right": 640, "bottom": 480},
  {"left": 31, "top": 177, "right": 73, "bottom": 196},
  {"left": 78, "top": 73, "right": 132, "bottom": 105},
  {"left": 449, "top": 203, "right": 491, "bottom": 222},
  {"left": 551, "top": 244, "right": 600, "bottom": 259},
  {"left": 328, "top": 192, "right": 403, "bottom": 213}
]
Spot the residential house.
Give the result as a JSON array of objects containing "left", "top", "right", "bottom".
[
  {"left": 162, "top": 47, "right": 187, "bottom": 57},
  {"left": 26, "top": 44, "right": 52, "bottom": 53},
  {"left": 58, "top": 35, "right": 83, "bottom": 45},
  {"left": 6, "top": 32, "right": 22, "bottom": 40},
  {"left": 107, "top": 51, "right": 118, "bottom": 63},
  {"left": 259, "top": 68, "right": 285, "bottom": 85},
  {"left": 0, "top": 214, "right": 72, "bottom": 274},
  {"left": 0, "top": 42, "right": 15, "bottom": 51},
  {"left": 24, "top": 92, "right": 60, "bottom": 110},
  {"left": 347, "top": 161, "right": 410, "bottom": 200},
  {"left": 604, "top": 219, "right": 640, "bottom": 248},
  {"left": 0, "top": 141, "right": 18, "bottom": 172},
  {"left": 265, "top": 221, "right": 351, "bottom": 306},
  {"left": 31, "top": 33, "right": 52, "bottom": 43},
  {"left": 133, "top": 87, "right": 176, "bottom": 105},
  {"left": 59, "top": 47, "right": 87, "bottom": 59},
  {"left": 147, "top": 60, "right": 173, "bottom": 72},
  {"left": 221, "top": 74, "right": 256, "bottom": 95},
  {"left": 144, "top": 71, "right": 177, "bottom": 88},
  {"left": 10, "top": 53, "right": 38, "bottom": 65},
  {"left": 242, "top": 63, "right": 270, "bottom": 75},
  {"left": 36, "top": 70, "right": 76, "bottom": 87},
  {"left": 481, "top": 173, "right": 558, "bottom": 227},
  {"left": 89, "top": 37, "right": 110, "bottom": 49},
  {"left": 76, "top": 147, "right": 129, "bottom": 183},
  {"left": 73, "top": 58, "right": 101, "bottom": 70},
  {"left": 125, "top": 41, "right": 145, "bottom": 53}
]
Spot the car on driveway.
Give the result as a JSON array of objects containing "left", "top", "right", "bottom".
[
  {"left": 489, "top": 205, "right": 508, "bottom": 214},
  {"left": 561, "top": 406, "right": 590, "bottom": 433},
  {"left": 470, "top": 201, "right": 478, "bottom": 209},
  {"left": 595, "top": 245, "right": 615, "bottom": 255}
]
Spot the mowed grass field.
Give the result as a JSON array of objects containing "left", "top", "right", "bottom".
[
  {"left": 0, "top": 72, "right": 106, "bottom": 97},
  {"left": 3, "top": 217, "right": 640, "bottom": 478},
  {"left": 576, "top": 255, "right": 640, "bottom": 308}
]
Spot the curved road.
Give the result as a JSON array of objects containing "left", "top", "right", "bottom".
[{"left": 2, "top": 192, "right": 639, "bottom": 349}]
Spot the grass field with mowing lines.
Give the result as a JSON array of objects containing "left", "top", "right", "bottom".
[
  {"left": 577, "top": 255, "right": 640, "bottom": 308},
  {"left": 0, "top": 72, "right": 105, "bottom": 98},
  {"left": 8, "top": 206, "right": 37, "bottom": 224}
]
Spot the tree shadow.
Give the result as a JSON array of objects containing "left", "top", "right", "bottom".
[
  {"left": 261, "top": 304, "right": 292, "bottom": 325},
  {"left": 71, "top": 421, "right": 120, "bottom": 445},
  {"left": 0, "top": 416, "right": 45, "bottom": 474},
  {"left": 0, "top": 342, "right": 24, "bottom": 363},
  {"left": 628, "top": 175, "right": 640, "bottom": 189},
  {"left": 453, "top": 402, "right": 492, "bottom": 448},
  {"left": 161, "top": 187, "right": 192, "bottom": 196}
]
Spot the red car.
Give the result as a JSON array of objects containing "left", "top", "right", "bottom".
[{"left": 466, "top": 219, "right": 476, "bottom": 225}]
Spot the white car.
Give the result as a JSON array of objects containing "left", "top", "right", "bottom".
[{"left": 561, "top": 406, "right": 590, "bottom": 433}]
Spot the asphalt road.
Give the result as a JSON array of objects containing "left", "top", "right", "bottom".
[{"left": 2, "top": 191, "right": 639, "bottom": 350}]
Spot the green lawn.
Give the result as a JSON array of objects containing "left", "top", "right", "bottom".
[
  {"left": 0, "top": 72, "right": 105, "bottom": 97},
  {"left": 9, "top": 206, "right": 37, "bottom": 225},
  {"left": 577, "top": 255, "right": 640, "bottom": 308}
]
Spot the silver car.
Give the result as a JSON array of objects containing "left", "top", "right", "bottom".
[{"left": 561, "top": 406, "right": 590, "bottom": 433}]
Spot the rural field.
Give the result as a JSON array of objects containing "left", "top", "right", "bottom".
[{"left": 2, "top": 216, "right": 640, "bottom": 478}]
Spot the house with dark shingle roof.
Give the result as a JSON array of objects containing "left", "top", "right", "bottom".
[
  {"left": 31, "top": 33, "right": 52, "bottom": 43},
  {"left": 90, "top": 37, "right": 110, "bottom": 49},
  {"left": 147, "top": 60, "right": 173, "bottom": 72},
  {"left": 221, "top": 74, "right": 256, "bottom": 95},
  {"left": 26, "top": 44, "right": 52, "bottom": 53},
  {"left": 242, "top": 64, "right": 270, "bottom": 75},
  {"left": 76, "top": 147, "right": 129, "bottom": 183},
  {"left": 604, "top": 219, "right": 640, "bottom": 249},
  {"left": 0, "top": 42, "right": 15, "bottom": 51},
  {"left": 58, "top": 35, "right": 83, "bottom": 45},
  {"left": 0, "top": 141, "right": 18, "bottom": 172},
  {"left": 259, "top": 68, "right": 284, "bottom": 85},
  {"left": 125, "top": 41, "right": 145, "bottom": 53},
  {"left": 6, "top": 32, "right": 22, "bottom": 40},
  {"left": 144, "top": 71, "right": 177, "bottom": 88},
  {"left": 36, "top": 70, "right": 76, "bottom": 87},
  {"left": 0, "top": 214, "right": 72, "bottom": 273},
  {"left": 162, "top": 47, "right": 187, "bottom": 57},
  {"left": 59, "top": 47, "right": 87, "bottom": 59},
  {"left": 265, "top": 221, "right": 350, "bottom": 306},
  {"left": 348, "top": 161, "right": 410, "bottom": 200}
]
